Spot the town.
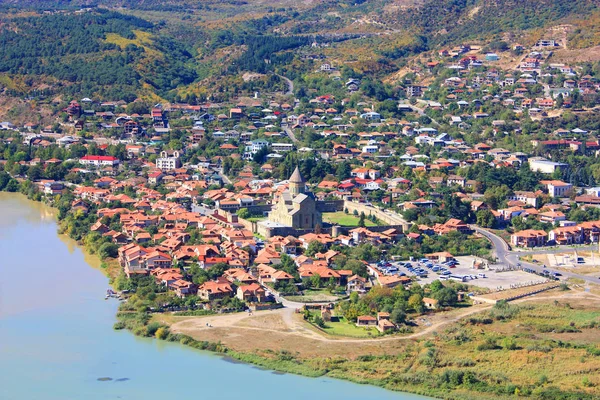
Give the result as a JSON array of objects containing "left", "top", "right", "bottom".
[
  {"left": 1, "top": 33, "right": 600, "bottom": 334},
  {"left": 2, "top": 1, "right": 600, "bottom": 398}
]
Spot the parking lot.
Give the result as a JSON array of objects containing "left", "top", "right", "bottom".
[{"left": 380, "top": 256, "right": 544, "bottom": 291}]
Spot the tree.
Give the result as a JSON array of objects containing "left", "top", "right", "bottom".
[
  {"left": 391, "top": 307, "right": 406, "bottom": 324},
  {"left": 310, "top": 273, "right": 322, "bottom": 288},
  {"left": 336, "top": 162, "right": 351, "bottom": 181},
  {"left": 237, "top": 208, "right": 250, "bottom": 219},
  {"left": 98, "top": 242, "right": 119, "bottom": 259},
  {"left": 345, "top": 259, "right": 367, "bottom": 277},
  {"left": 429, "top": 280, "right": 444, "bottom": 293},
  {"left": 27, "top": 165, "right": 43, "bottom": 181},
  {"left": 358, "top": 212, "right": 366, "bottom": 227},
  {"left": 476, "top": 209, "right": 496, "bottom": 228},
  {"left": 434, "top": 287, "right": 458, "bottom": 307},
  {"left": 279, "top": 253, "right": 297, "bottom": 276},
  {"left": 5, "top": 179, "right": 19, "bottom": 192},
  {"left": 313, "top": 315, "right": 326, "bottom": 328},
  {"left": 155, "top": 326, "right": 169, "bottom": 340},
  {"left": 408, "top": 293, "right": 424, "bottom": 313},
  {"left": 306, "top": 240, "right": 326, "bottom": 257}
]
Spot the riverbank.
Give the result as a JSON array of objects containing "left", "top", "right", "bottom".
[
  {"left": 1, "top": 192, "right": 430, "bottom": 400},
  {"left": 3, "top": 191, "right": 600, "bottom": 400}
]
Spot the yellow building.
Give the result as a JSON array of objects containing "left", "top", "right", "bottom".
[{"left": 267, "top": 166, "right": 322, "bottom": 230}]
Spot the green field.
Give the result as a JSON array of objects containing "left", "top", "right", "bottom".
[
  {"left": 316, "top": 314, "right": 381, "bottom": 338},
  {"left": 322, "top": 212, "right": 377, "bottom": 227}
]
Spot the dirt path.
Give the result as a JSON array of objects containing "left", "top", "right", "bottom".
[
  {"left": 164, "top": 289, "right": 599, "bottom": 358},
  {"left": 170, "top": 303, "right": 494, "bottom": 343}
]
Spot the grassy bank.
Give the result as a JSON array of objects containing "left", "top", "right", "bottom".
[
  {"left": 8, "top": 193, "right": 599, "bottom": 399},
  {"left": 114, "top": 297, "right": 600, "bottom": 400}
]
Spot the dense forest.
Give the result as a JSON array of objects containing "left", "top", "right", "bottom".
[
  {"left": 393, "top": 0, "right": 599, "bottom": 45},
  {"left": 0, "top": 9, "right": 196, "bottom": 99},
  {"left": 0, "top": 0, "right": 597, "bottom": 102}
]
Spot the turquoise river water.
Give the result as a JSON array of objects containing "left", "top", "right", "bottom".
[{"left": 0, "top": 193, "right": 431, "bottom": 400}]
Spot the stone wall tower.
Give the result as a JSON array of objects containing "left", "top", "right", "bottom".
[{"left": 288, "top": 166, "right": 305, "bottom": 197}]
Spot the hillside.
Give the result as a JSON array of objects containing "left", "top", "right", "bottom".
[
  {"left": 0, "top": 9, "right": 197, "bottom": 100},
  {"left": 0, "top": 0, "right": 597, "bottom": 104}
]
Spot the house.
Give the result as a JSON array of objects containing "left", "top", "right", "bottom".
[
  {"left": 540, "top": 180, "right": 572, "bottom": 198},
  {"left": 510, "top": 191, "right": 540, "bottom": 208},
  {"left": 347, "top": 274, "right": 367, "bottom": 293},
  {"left": 321, "top": 305, "right": 332, "bottom": 322},
  {"left": 156, "top": 151, "right": 181, "bottom": 171},
  {"left": 43, "top": 182, "right": 65, "bottom": 195},
  {"left": 360, "top": 111, "right": 381, "bottom": 122},
  {"left": 422, "top": 297, "right": 439, "bottom": 310},
  {"left": 406, "top": 86, "right": 424, "bottom": 98},
  {"left": 529, "top": 158, "right": 568, "bottom": 174},
  {"left": 433, "top": 219, "right": 471, "bottom": 235},
  {"left": 377, "top": 312, "right": 395, "bottom": 333},
  {"left": 549, "top": 226, "right": 583, "bottom": 245},
  {"left": 356, "top": 315, "right": 377, "bottom": 327},
  {"left": 197, "top": 280, "right": 234, "bottom": 301},
  {"left": 378, "top": 275, "right": 410, "bottom": 288},
  {"left": 425, "top": 252, "right": 454, "bottom": 263},
  {"left": 510, "top": 229, "right": 547, "bottom": 248},
  {"left": 170, "top": 280, "right": 197, "bottom": 298},
  {"left": 148, "top": 171, "right": 164, "bottom": 185},
  {"left": 237, "top": 283, "right": 267, "bottom": 303},
  {"left": 446, "top": 175, "right": 466, "bottom": 187},
  {"left": 79, "top": 155, "right": 119, "bottom": 167},
  {"left": 538, "top": 211, "right": 566, "bottom": 224}
]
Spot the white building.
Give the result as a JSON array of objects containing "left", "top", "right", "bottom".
[
  {"left": 155, "top": 151, "right": 181, "bottom": 171},
  {"left": 79, "top": 155, "right": 120, "bottom": 167},
  {"left": 543, "top": 180, "right": 573, "bottom": 197},
  {"left": 362, "top": 145, "right": 378, "bottom": 154},
  {"left": 528, "top": 157, "right": 568, "bottom": 174},
  {"left": 271, "top": 143, "right": 294, "bottom": 153}
]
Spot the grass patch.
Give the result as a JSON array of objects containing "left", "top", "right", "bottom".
[
  {"left": 320, "top": 317, "right": 382, "bottom": 338},
  {"left": 323, "top": 211, "right": 377, "bottom": 227},
  {"left": 105, "top": 30, "right": 162, "bottom": 58},
  {"left": 305, "top": 311, "right": 381, "bottom": 338}
]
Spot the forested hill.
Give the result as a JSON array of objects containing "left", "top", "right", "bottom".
[
  {"left": 388, "top": 0, "right": 599, "bottom": 45},
  {"left": 0, "top": 0, "right": 598, "bottom": 104},
  {"left": 0, "top": 9, "right": 197, "bottom": 100},
  {"left": 0, "top": 0, "right": 241, "bottom": 11}
]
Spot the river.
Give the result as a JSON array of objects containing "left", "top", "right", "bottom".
[{"left": 0, "top": 193, "right": 430, "bottom": 400}]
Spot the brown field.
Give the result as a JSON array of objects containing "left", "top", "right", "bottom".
[
  {"left": 476, "top": 283, "right": 560, "bottom": 302},
  {"left": 155, "top": 304, "right": 496, "bottom": 358}
]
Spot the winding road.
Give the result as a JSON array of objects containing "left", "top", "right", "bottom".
[
  {"left": 400, "top": 100, "right": 440, "bottom": 126},
  {"left": 472, "top": 226, "right": 600, "bottom": 284},
  {"left": 276, "top": 74, "right": 294, "bottom": 96}
]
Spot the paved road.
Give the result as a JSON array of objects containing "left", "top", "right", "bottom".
[
  {"left": 282, "top": 125, "right": 299, "bottom": 144},
  {"left": 192, "top": 203, "right": 214, "bottom": 216},
  {"left": 401, "top": 100, "right": 440, "bottom": 126},
  {"left": 216, "top": 168, "right": 232, "bottom": 185},
  {"left": 472, "top": 226, "right": 600, "bottom": 284},
  {"left": 276, "top": 74, "right": 294, "bottom": 95}
]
